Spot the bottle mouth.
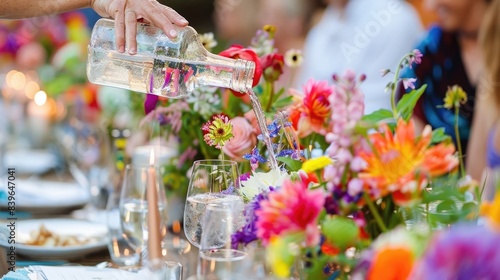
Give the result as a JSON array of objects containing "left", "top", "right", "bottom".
[{"left": 232, "top": 59, "right": 256, "bottom": 94}]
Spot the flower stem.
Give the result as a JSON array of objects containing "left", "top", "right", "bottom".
[
  {"left": 454, "top": 106, "right": 465, "bottom": 177},
  {"left": 363, "top": 192, "right": 388, "bottom": 233},
  {"left": 390, "top": 54, "right": 412, "bottom": 119},
  {"left": 265, "top": 81, "right": 275, "bottom": 112}
]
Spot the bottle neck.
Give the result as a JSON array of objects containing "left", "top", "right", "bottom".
[{"left": 198, "top": 53, "right": 255, "bottom": 93}]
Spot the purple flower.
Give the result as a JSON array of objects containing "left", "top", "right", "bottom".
[
  {"left": 231, "top": 190, "right": 273, "bottom": 248},
  {"left": 243, "top": 147, "right": 267, "bottom": 171},
  {"left": 277, "top": 148, "right": 303, "bottom": 160},
  {"left": 324, "top": 184, "right": 362, "bottom": 215},
  {"left": 409, "top": 49, "right": 423, "bottom": 66},
  {"left": 258, "top": 120, "right": 281, "bottom": 140},
  {"left": 413, "top": 224, "right": 500, "bottom": 280},
  {"left": 402, "top": 78, "right": 417, "bottom": 90},
  {"left": 144, "top": 94, "right": 159, "bottom": 115}
]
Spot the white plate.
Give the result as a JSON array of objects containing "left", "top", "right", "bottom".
[
  {"left": 0, "top": 218, "right": 108, "bottom": 260},
  {"left": 0, "top": 179, "right": 89, "bottom": 214},
  {"left": 5, "top": 149, "right": 58, "bottom": 174}
]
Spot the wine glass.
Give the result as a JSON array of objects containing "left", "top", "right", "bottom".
[
  {"left": 119, "top": 164, "right": 169, "bottom": 267},
  {"left": 106, "top": 190, "right": 140, "bottom": 269},
  {"left": 183, "top": 160, "right": 243, "bottom": 248},
  {"left": 197, "top": 204, "right": 251, "bottom": 280}
]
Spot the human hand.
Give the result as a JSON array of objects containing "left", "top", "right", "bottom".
[{"left": 90, "top": 0, "right": 189, "bottom": 54}]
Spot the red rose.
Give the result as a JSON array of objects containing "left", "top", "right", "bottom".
[
  {"left": 219, "top": 45, "right": 262, "bottom": 95},
  {"left": 260, "top": 53, "right": 284, "bottom": 82}
]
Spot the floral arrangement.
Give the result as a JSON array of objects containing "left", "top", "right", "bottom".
[
  {"left": 0, "top": 12, "right": 103, "bottom": 122},
  {"left": 141, "top": 26, "right": 499, "bottom": 279}
]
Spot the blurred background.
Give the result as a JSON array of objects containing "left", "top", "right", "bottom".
[{"left": 0, "top": 0, "right": 435, "bottom": 217}]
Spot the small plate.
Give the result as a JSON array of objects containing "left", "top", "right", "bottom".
[
  {"left": 4, "top": 149, "right": 58, "bottom": 175},
  {"left": 0, "top": 179, "right": 89, "bottom": 214},
  {"left": 0, "top": 218, "right": 108, "bottom": 261}
]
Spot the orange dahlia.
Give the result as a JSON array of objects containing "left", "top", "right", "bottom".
[{"left": 358, "top": 119, "right": 458, "bottom": 204}]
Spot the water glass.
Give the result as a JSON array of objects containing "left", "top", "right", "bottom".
[
  {"left": 120, "top": 164, "right": 169, "bottom": 267},
  {"left": 184, "top": 160, "right": 242, "bottom": 248},
  {"left": 106, "top": 191, "right": 140, "bottom": 268},
  {"left": 197, "top": 204, "right": 250, "bottom": 280}
]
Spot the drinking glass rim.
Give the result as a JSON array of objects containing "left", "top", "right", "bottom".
[
  {"left": 193, "top": 159, "right": 238, "bottom": 167},
  {"left": 124, "top": 163, "right": 162, "bottom": 170}
]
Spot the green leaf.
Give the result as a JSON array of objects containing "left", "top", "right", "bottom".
[
  {"left": 273, "top": 95, "right": 293, "bottom": 109},
  {"left": 277, "top": 156, "right": 302, "bottom": 172},
  {"left": 430, "top": 127, "right": 452, "bottom": 145},
  {"left": 396, "top": 84, "right": 427, "bottom": 121},
  {"left": 362, "top": 109, "right": 394, "bottom": 123},
  {"left": 272, "top": 87, "right": 286, "bottom": 103}
]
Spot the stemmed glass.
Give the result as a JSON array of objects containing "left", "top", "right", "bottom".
[
  {"left": 197, "top": 204, "right": 251, "bottom": 279},
  {"left": 183, "top": 160, "right": 243, "bottom": 249},
  {"left": 119, "top": 164, "right": 169, "bottom": 267}
]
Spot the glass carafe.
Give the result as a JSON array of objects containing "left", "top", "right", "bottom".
[{"left": 87, "top": 19, "right": 255, "bottom": 98}]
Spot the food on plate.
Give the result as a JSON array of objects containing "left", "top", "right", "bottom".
[{"left": 26, "top": 224, "right": 90, "bottom": 247}]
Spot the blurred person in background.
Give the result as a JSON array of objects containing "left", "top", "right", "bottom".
[
  {"left": 256, "top": 0, "right": 314, "bottom": 52},
  {"left": 255, "top": 0, "right": 321, "bottom": 87},
  {"left": 398, "top": 0, "right": 490, "bottom": 158},
  {"left": 298, "top": 0, "right": 423, "bottom": 115},
  {"left": 466, "top": 0, "right": 500, "bottom": 194},
  {"left": 408, "top": 0, "right": 438, "bottom": 28},
  {"left": 213, "top": 0, "right": 259, "bottom": 46}
]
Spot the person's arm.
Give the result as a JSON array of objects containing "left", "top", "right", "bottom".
[
  {"left": 0, "top": 0, "right": 188, "bottom": 54},
  {"left": 466, "top": 81, "right": 496, "bottom": 181}
]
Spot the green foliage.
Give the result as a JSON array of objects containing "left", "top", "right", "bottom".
[
  {"left": 396, "top": 85, "right": 427, "bottom": 121},
  {"left": 277, "top": 156, "right": 302, "bottom": 172},
  {"left": 430, "top": 127, "right": 452, "bottom": 145},
  {"left": 362, "top": 109, "right": 394, "bottom": 124}
]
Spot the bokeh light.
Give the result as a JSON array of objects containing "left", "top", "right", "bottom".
[
  {"left": 10, "top": 71, "right": 27, "bottom": 90},
  {"left": 25, "top": 81, "right": 40, "bottom": 99},
  {"left": 34, "top": 90, "right": 47, "bottom": 106}
]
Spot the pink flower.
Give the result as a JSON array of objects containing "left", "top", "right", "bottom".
[
  {"left": 256, "top": 177, "right": 325, "bottom": 246},
  {"left": 402, "top": 78, "right": 417, "bottom": 90},
  {"left": 244, "top": 110, "right": 262, "bottom": 135},
  {"left": 409, "top": 49, "right": 423, "bottom": 66},
  {"left": 288, "top": 79, "right": 334, "bottom": 137},
  {"left": 222, "top": 117, "right": 257, "bottom": 162}
]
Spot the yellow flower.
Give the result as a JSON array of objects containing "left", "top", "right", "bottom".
[
  {"left": 202, "top": 114, "right": 234, "bottom": 149},
  {"left": 302, "top": 156, "right": 333, "bottom": 174},
  {"left": 284, "top": 49, "right": 303, "bottom": 68},
  {"left": 480, "top": 192, "right": 500, "bottom": 230},
  {"left": 443, "top": 85, "right": 468, "bottom": 109},
  {"left": 263, "top": 25, "right": 276, "bottom": 39},
  {"left": 266, "top": 234, "right": 301, "bottom": 278}
]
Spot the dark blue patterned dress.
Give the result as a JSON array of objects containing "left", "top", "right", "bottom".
[{"left": 398, "top": 26, "right": 476, "bottom": 156}]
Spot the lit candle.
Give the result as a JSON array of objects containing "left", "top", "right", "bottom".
[{"left": 147, "top": 148, "right": 163, "bottom": 260}]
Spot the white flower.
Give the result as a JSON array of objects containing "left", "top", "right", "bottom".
[
  {"left": 185, "top": 86, "right": 220, "bottom": 118},
  {"left": 240, "top": 169, "right": 290, "bottom": 200},
  {"left": 199, "top": 32, "right": 217, "bottom": 51},
  {"left": 284, "top": 49, "right": 303, "bottom": 68}
]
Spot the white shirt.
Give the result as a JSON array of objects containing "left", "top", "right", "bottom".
[{"left": 298, "top": 0, "right": 423, "bottom": 114}]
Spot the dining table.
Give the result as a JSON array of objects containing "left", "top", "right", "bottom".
[{"left": 0, "top": 167, "right": 198, "bottom": 280}]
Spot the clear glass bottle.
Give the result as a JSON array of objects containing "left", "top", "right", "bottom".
[{"left": 87, "top": 19, "right": 255, "bottom": 99}]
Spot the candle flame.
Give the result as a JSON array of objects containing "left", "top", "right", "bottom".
[{"left": 149, "top": 148, "right": 155, "bottom": 166}]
